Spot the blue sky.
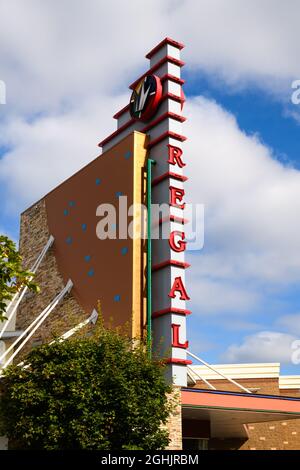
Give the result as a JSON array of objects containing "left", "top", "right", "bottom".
[
  {"left": 1, "top": 0, "right": 300, "bottom": 374},
  {"left": 184, "top": 74, "right": 300, "bottom": 373},
  {"left": 184, "top": 70, "right": 300, "bottom": 169}
]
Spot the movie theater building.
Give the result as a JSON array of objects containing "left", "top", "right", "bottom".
[{"left": 1, "top": 38, "right": 300, "bottom": 450}]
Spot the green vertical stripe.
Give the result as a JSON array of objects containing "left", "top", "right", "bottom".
[{"left": 147, "top": 158, "right": 155, "bottom": 357}]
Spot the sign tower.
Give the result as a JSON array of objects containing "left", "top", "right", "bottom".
[{"left": 99, "top": 38, "right": 191, "bottom": 386}]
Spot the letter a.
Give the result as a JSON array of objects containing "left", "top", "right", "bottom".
[{"left": 169, "top": 276, "right": 190, "bottom": 300}]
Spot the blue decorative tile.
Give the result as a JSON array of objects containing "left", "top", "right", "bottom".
[
  {"left": 124, "top": 150, "right": 131, "bottom": 160},
  {"left": 87, "top": 268, "right": 94, "bottom": 277},
  {"left": 84, "top": 255, "right": 91, "bottom": 262},
  {"left": 63, "top": 209, "right": 69, "bottom": 216},
  {"left": 115, "top": 191, "right": 123, "bottom": 198},
  {"left": 69, "top": 201, "right": 76, "bottom": 207},
  {"left": 121, "top": 247, "right": 128, "bottom": 255},
  {"left": 65, "top": 236, "right": 73, "bottom": 245},
  {"left": 114, "top": 295, "right": 121, "bottom": 302},
  {"left": 96, "top": 178, "right": 101, "bottom": 186},
  {"left": 82, "top": 223, "right": 87, "bottom": 231}
]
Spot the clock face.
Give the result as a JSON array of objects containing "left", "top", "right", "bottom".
[{"left": 129, "top": 74, "right": 162, "bottom": 121}]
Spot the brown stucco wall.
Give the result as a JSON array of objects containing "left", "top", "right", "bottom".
[{"left": 16, "top": 132, "right": 147, "bottom": 357}]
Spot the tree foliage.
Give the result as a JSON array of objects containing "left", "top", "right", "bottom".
[
  {"left": 0, "top": 324, "right": 173, "bottom": 450},
  {"left": 0, "top": 235, "right": 39, "bottom": 322}
]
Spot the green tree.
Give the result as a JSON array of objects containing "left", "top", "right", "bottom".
[
  {"left": 0, "top": 324, "right": 172, "bottom": 450},
  {"left": 0, "top": 235, "right": 39, "bottom": 323}
]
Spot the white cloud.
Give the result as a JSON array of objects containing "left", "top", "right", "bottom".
[
  {"left": 185, "top": 96, "right": 300, "bottom": 292},
  {"left": 173, "top": 0, "right": 300, "bottom": 91},
  {"left": 0, "top": 0, "right": 299, "bottom": 117},
  {"left": 0, "top": 0, "right": 167, "bottom": 113},
  {"left": 0, "top": 94, "right": 123, "bottom": 212},
  {"left": 0, "top": 0, "right": 300, "bottom": 325},
  {"left": 222, "top": 331, "right": 297, "bottom": 363}
]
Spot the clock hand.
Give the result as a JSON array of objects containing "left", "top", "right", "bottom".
[{"left": 137, "top": 80, "right": 151, "bottom": 112}]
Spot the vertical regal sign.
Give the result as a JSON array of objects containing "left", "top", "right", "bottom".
[{"left": 99, "top": 38, "right": 191, "bottom": 386}]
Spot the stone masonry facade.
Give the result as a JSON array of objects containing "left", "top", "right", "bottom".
[
  {"left": 164, "top": 386, "right": 182, "bottom": 450},
  {"left": 16, "top": 199, "right": 86, "bottom": 359}
]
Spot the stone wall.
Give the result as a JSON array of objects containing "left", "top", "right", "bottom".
[
  {"left": 16, "top": 199, "right": 86, "bottom": 360},
  {"left": 164, "top": 386, "right": 182, "bottom": 450}
]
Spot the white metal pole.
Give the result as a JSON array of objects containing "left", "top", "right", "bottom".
[
  {"left": 49, "top": 309, "right": 97, "bottom": 344},
  {"left": 0, "top": 309, "right": 97, "bottom": 377},
  {"left": 187, "top": 365, "right": 216, "bottom": 390},
  {"left": 0, "top": 300, "right": 54, "bottom": 364},
  {"left": 0, "top": 278, "right": 71, "bottom": 364},
  {"left": 1, "top": 280, "right": 73, "bottom": 370},
  {"left": 186, "top": 350, "right": 252, "bottom": 394},
  {"left": 0, "top": 235, "right": 55, "bottom": 339}
]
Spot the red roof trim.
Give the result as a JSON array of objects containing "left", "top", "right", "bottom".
[
  {"left": 141, "top": 112, "right": 186, "bottom": 133},
  {"left": 181, "top": 389, "right": 300, "bottom": 413},
  {"left": 129, "top": 56, "right": 185, "bottom": 90},
  {"left": 160, "top": 74, "right": 185, "bottom": 85},
  {"left": 154, "top": 215, "right": 189, "bottom": 226},
  {"left": 98, "top": 118, "right": 136, "bottom": 147},
  {"left": 152, "top": 307, "right": 192, "bottom": 318},
  {"left": 165, "top": 358, "right": 193, "bottom": 365},
  {"left": 161, "top": 92, "right": 185, "bottom": 105},
  {"left": 113, "top": 104, "right": 130, "bottom": 120},
  {"left": 146, "top": 37, "right": 185, "bottom": 59},
  {"left": 152, "top": 260, "right": 191, "bottom": 272},
  {"left": 152, "top": 171, "right": 188, "bottom": 187},
  {"left": 147, "top": 131, "right": 187, "bottom": 150},
  {"left": 100, "top": 112, "right": 187, "bottom": 148},
  {"left": 170, "top": 215, "right": 189, "bottom": 224}
]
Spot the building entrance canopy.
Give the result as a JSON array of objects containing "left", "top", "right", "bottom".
[{"left": 182, "top": 388, "right": 300, "bottom": 439}]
